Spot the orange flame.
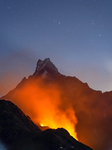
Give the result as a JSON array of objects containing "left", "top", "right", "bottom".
[{"left": 11, "top": 78, "right": 78, "bottom": 140}]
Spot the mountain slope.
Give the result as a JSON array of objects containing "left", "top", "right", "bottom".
[
  {"left": 1, "top": 58, "right": 112, "bottom": 150},
  {"left": 0, "top": 99, "right": 92, "bottom": 150}
]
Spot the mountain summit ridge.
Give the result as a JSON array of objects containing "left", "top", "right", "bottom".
[{"left": 33, "top": 58, "right": 60, "bottom": 78}]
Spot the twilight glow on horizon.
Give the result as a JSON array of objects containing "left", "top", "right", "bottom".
[{"left": 0, "top": 0, "right": 112, "bottom": 96}]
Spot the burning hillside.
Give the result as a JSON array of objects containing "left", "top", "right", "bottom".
[
  {"left": 4, "top": 77, "right": 78, "bottom": 140},
  {"left": 0, "top": 100, "right": 92, "bottom": 150}
]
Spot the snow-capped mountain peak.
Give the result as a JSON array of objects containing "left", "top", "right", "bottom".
[{"left": 33, "top": 58, "right": 60, "bottom": 77}]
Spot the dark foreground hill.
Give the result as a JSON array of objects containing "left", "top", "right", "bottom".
[
  {"left": 0, "top": 99, "right": 92, "bottom": 150},
  {"left": 1, "top": 58, "right": 112, "bottom": 150}
]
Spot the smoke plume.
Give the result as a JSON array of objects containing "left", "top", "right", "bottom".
[{"left": 10, "top": 77, "right": 78, "bottom": 140}]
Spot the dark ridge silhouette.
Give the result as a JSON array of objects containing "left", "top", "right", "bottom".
[{"left": 0, "top": 99, "right": 92, "bottom": 150}]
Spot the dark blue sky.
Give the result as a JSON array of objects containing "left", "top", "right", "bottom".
[{"left": 0, "top": 0, "right": 112, "bottom": 96}]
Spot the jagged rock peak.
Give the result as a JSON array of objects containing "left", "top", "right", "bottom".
[{"left": 33, "top": 58, "right": 60, "bottom": 77}]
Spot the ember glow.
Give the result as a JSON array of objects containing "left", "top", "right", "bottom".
[{"left": 10, "top": 78, "right": 78, "bottom": 140}]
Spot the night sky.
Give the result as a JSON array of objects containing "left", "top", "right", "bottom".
[{"left": 0, "top": 0, "right": 112, "bottom": 96}]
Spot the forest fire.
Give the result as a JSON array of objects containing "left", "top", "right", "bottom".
[
  {"left": 10, "top": 78, "right": 78, "bottom": 140},
  {"left": 39, "top": 107, "right": 78, "bottom": 139}
]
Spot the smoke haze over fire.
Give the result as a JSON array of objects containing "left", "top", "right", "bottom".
[
  {"left": 9, "top": 77, "right": 78, "bottom": 140},
  {"left": 1, "top": 57, "right": 112, "bottom": 150}
]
